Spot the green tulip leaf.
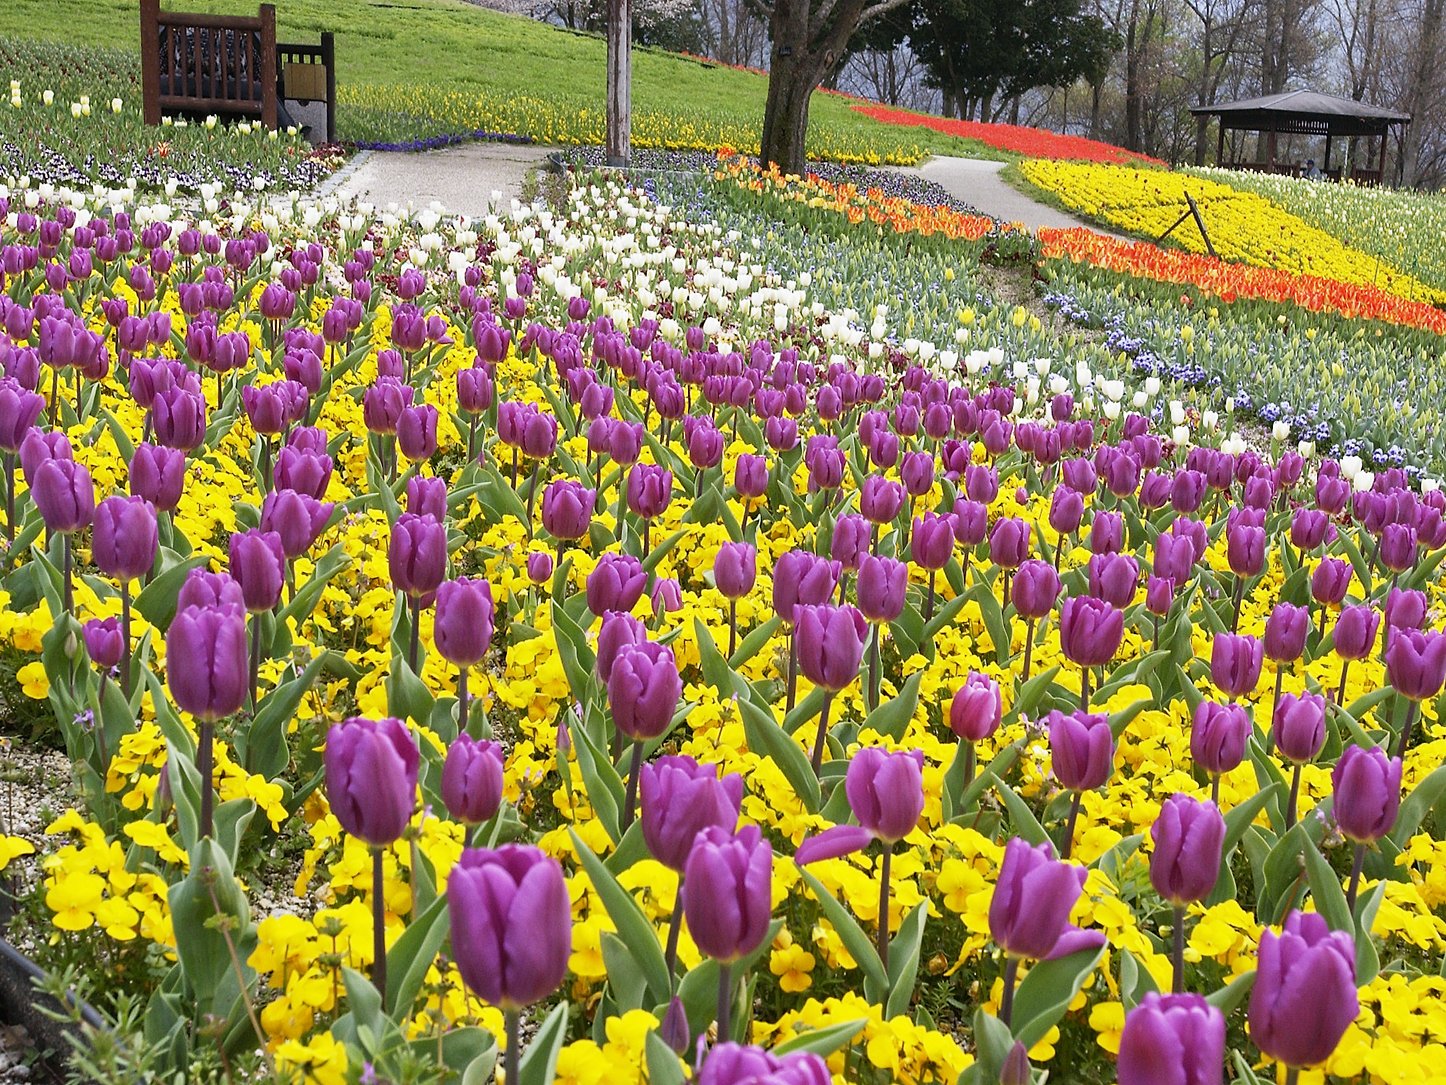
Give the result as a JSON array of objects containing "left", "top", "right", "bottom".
[
  {"left": 1010, "top": 941, "right": 1106, "bottom": 1049},
  {"left": 517, "top": 1000, "right": 570, "bottom": 1085},
  {"left": 795, "top": 865, "right": 888, "bottom": 995},
  {"left": 571, "top": 832, "right": 671, "bottom": 1006}
]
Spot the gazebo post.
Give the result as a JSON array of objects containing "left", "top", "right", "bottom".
[
  {"left": 1323, "top": 132, "right": 1332, "bottom": 175},
  {"left": 1267, "top": 117, "right": 1278, "bottom": 170},
  {"left": 1216, "top": 121, "right": 1225, "bottom": 167}
]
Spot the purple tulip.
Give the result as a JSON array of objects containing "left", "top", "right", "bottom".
[
  {"left": 0, "top": 378, "right": 43, "bottom": 451},
  {"left": 1379, "top": 522, "right": 1417, "bottom": 573},
  {"left": 449, "top": 845, "right": 571, "bottom": 1009},
  {"left": 260, "top": 489, "right": 334, "bottom": 560},
  {"left": 1385, "top": 587, "right": 1428, "bottom": 632},
  {"left": 1059, "top": 595, "right": 1124, "bottom": 669},
  {"left": 772, "top": 550, "right": 840, "bottom": 624},
  {"left": 541, "top": 480, "right": 594, "bottom": 541},
  {"left": 388, "top": 513, "right": 447, "bottom": 598},
  {"left": 856, "top": 555, "right": 908, "bottom": 623},
  {"left": 950, "top": 672, "right": 1002, "bottom": 741},
  {"left": 31, "top": 458, "right": 93, "bottom": 533},
  {"left": 860, "top": 476, "right": 904, "bottom": 525},
  {"left": 176, "top": 569, "right": 246, "bottom": 612},
  {"left": 733, "top": 453, "right": 770, "bottom": 499},
  {"left": 1087, "top": 552, "right": 1137, "bottom": 610},
  {"left": 152, "top": 386, "right": 207, "bottom": 450},
  {"left": 831, "top": 514, "right": 871, "bottom": 571},
  {"left": 1145, "top": 576, "right": 1174, "bottom": 617},
  {"left": 684, "top": 824, "right": 773, "bottom": 963},
  {"left": 434, "top": 578, "right": 495, "bottom": 667},
  {"left": 989, "top": 837, "right": 1099, "bottom": 961},
  {"left": 901, "top": 451, "right": 934, "bottom": 497},
  {"left": 714, "top": 542, "right": 758, "bottom": 599},
  {"left": 846, "top": 746, "right": 925, "bottom": 843},
  {"left": 695, "top": 1044, "right": 829, "bottom": 1085},
  {"left": 324, "top": 716, "right": 418, "bottom": 846},
  {"left": 1191, "top": 700, "right": 1251, "bottom": 776},
  {"left": 1333, "top": 745, "right": 1401, "bottom": 844},
  {"left": 1090, "top": 511, "right": 1123, "bottom": 555},
  {"left": 794, "top": 603, "right": 867, "bottom": 691},
  {"left": 1290, "top": 508, "right": 1329, "bottom": 551},
  {"left": 83, "top": 617, "right": 124, "bottom": 670},
  {"left": 1385, "top": 629, "right": 1446, "bottom": 701},
  {"left": 595, "top": 611, "right": 647, "bottom": 684},
  {"left": 226, "top": 530, "right": 285, "bottom": 614},
  {"left": 1047, "top": 710, "right": 1114, "bottom": 791},
  {"left": 607, "top": 640, "right": 681, "bottom": 741},
  {"left": 1149, "top": 794, "right": 1224, "bottom": 906},
  {"left": 640, "top": 755, "right": 743, "bottom": 872},
  {"left": 586, "top": 553, "right": 648, "bottom": 617},
  {"left": 397, "top": 404, "right": 439, "bottom": 462},
  {"left": 1012, "top": 559, "right": 1061, "bottom": 620},
  {"left": 441, "top": 735, "right": 504, "bottom": 824},
  {"left": 1210, "top": 634, "right": 1262, "bottom": 698},
  {"left": 93, "top": 495, "right": 158, "bottom": 581},
  {"left": 1226, "top": 521, "right": 1266, "bottom": 578},
  {"left": 1311, "top": 558, "right": 1353, "bottom": 607},
  {"left": 1264, "top": 603, "right": 1309, "bottom": 663},
  {"left": 129, "top": 443, "right": 187, "bottom": 512},
  {"left": 1117, "top": 993, "right": 1225, "bottom": 1085},
  {"left": 911, "top": 512, "right": 955, "bottom": 570},
  {"left": 166, "top": 604, "right": 248, "bottom": 721},
  {"left": 1248, "top": 911, "right": 1358, "bottom": 1069},
  {"left": 953, "top": 498, "right": 988, "bottom": 546},
  {"left": 1333, "top": 604, "right": 1380, "bottom": 660},
  {"left": 1049, "top": 487, "right": 1084, "bottom": 536},
  {"left": 626, "top": 462, "right": 672, "bottom": 520},
  {"left": 526, "top": 551, "right": 553, "bottom": 585},
  {"left": 989, "top": 517, "right": 1031, "bottom": 568},
  {"left": 1274, "top": 692, "right": 1326, "bottom": 763}
]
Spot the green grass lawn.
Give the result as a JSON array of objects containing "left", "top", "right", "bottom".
[{"left": 0, "top": 0, "right": 1003, "bottom": 163}]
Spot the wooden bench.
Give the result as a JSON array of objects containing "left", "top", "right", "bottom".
[{"left": 139, "top": 0, "right": 336, "bottom": 143}]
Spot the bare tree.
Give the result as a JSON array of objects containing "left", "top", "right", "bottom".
[
  {"left": 1393, "top": 0, "right": 1446, "bottom": 184},
  {"left": 697, "top": 0, "right": 772, "bottom": 65},
  {"left": 1183, "top": 0, "right": 1257, "bottom": 163}
]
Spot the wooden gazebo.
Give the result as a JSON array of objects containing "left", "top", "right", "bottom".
[{"left": 1190, "top": 90, "right": 1410, "bottom": 184}]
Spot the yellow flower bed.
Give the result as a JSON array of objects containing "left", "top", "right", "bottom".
[{"left": 1019, "top": 160, "right": 1446, "bottom": 305}]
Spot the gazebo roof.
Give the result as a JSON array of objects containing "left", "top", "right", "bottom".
[{"left": 1190, "top": 90, "right": 1410, "bottom": 136}]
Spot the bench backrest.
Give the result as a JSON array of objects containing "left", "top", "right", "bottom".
[{"left": 139, "top": 0, "right": 277, "bottom": 130}]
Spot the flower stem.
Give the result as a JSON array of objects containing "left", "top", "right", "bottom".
[
  {"left": 786, "top": 627, "right": 798, "bottom": 714},
  {"left": 665, "top": 880, "right": 685, "bottom": 984},
  {"left": 198, "top": 718, "right": 214, "bottom": 838},
  {"left": 408, "top": 593, "right": 422, "bottom": 674},
  {"left": 372, "top": 845, "right": 387, "bottom": 1005},
  {"left": 1285, "top": 761, "right": 1303, "bottom": 829},
  {"left": 716, "top": 960, "right": 733, "bottom": 1042},
  {"left": 120, "top": 581, "right": 132, "bottom": 701},
  {"left": 62, "top": 531, "right": 73, "bottom": 617},
  {"left": 1395, "top": 699, "right": 1419, "bottom": 760},
  {"left": 1345, "top": 842, "right": 1366, "bottom": 915},
  {"left": 961, "top": 740, "right": 977, "bottom": 793},
  {"left": 1022, "top": 617, "right": 1035, "bottom": 685},
  {"left": 1171, "top": 902, "right": 1186, "bottom": 993},
  {"left": 1336, "top": 658, "right": 1351, "bottom": 706},
  {"left": 621, "top": 739, "right": 643, "bottom": 833},
  {"left": 999, "top": 957, "right": 1020, "bottom": 1029},
  {"left": 1061, "top": 789, "right": 1083, "bottom": 860},
  {"left": 505, "top": 1007, "right": 521, "bottom": 1085},
  {"left": 458, "top": 666, "right": 470, "bottom": 739},
  {"left": 810, "top": 692, "right": 834, "bottom": 775},
  {"left": 248, "top": 612, "right": 263, "bottom": 713},
  {"left": 1080, "top": 665, "right": 1091, "bottom": 712},
  {"left": 1210, "top": 772, "right": 1221, "bottom": 807},
  {"left": 877, "top": 843, "right": 894, "bottom": 973},
  {"left": 728, "top": 599, "right": 737, "bottom": 660}
]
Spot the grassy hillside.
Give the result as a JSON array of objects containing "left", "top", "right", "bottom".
[{"left": 0, "top": 0, "right": 1000, "bottom": 163}]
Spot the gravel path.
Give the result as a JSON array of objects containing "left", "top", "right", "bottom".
[
  {"left": 900, "top": 156, "right": 1129, "bottom": 238},
  {"left": 324, "top": 142, "right": 559, "bottom": 218}
]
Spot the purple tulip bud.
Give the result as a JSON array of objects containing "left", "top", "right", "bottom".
[
  {"left": 1385, "top": 587, "right": 1428, "bottom": 632},
  {"left": 1059, "top": 595, "right": 1124, "bottom": 668},
  {"left": 1226, "top": 522, "right": 1266, "bottom": 578},
  {"left": 733, "top": 453, "right": 770, "bottom": 499},
  {"left": 587, "top": 553, "right": 648, "bottom": 617},
  {"left": 405, "top": 476, "right": 448, "bottom": 523},
  {"left": 324, "top": 716, "right": 418, "bottom": 845},
  {"left": 1248, "top": 911, "right": 1357, "bottom": 1069},
  {"left": 989, "top": 837, "right": 1100, "bottom": 960},
  {"left": 1331, "top": 744, "right": 1401, "bottom": 844},
  {"left": 989, "top": 517, "right": 1031, "bottom": 569},
  {"left": 1047, "top": 709, "right": 1114, "bottom": 790},
  {"left": 772, "top": 551, "right": 841, "bottom": 624},
  {"left": 166, "top": 603, "right": 248, "bottom": 721},
  {"left": 953, "top": 499, "right": 988, "bottom": 546},
  {"left": 1090, "top": 511, "right": 1124, "bottom": 555},
  {"left": 1145, "top": 576, "right": 1174, "bottom": 617},
  {"left": 83, "top": 617, "right": 124, "bottom": 670},
  {"left": 626, "top": 463, "right": 673, "bottom": 521},
  {"left": 1210, "top": 634, "right": 1263, "bottom": 698},
  {"left": 714, "top": 542, "right": 758, "bottom": 599},
  {"left": 1385, "top": 628, "right": 1446, "bottom": 702},
  {"left": 841, "top": 746, "right": 925, "bottom": 843},
  {"left": 1333, "top": 604, "right": 1380, "bottom": 661},
  {"left": 1311, "top": 558, "right": 1352, "bottom": 607},
  {"left": 1087, "top": 552, "right": 1137, "bottom": 610},
  {"left": 31, "top": 458, "right": 94, "bottom": 533},
  {"left": 794, "top": 603, "right": 867, "bottom": 690},
  {"left": 1049, "top": 487, "right": 1084, "bottom": 535},
  {"left": 607, "top": 640, "right": 682, "bottom": 740},
  {"left": 640, "top": 755, "right": 744, "bottom": 872},
  {"left": 152, "top": 386, "right": 207, "bottom": 450},
  {"left": 228, "top": 529, "right": 286, "bottom": 613},
  {"left": 950, "top": 672, "right": 1002, "bottom": 741},
  {"left": 696, "top": 1044, "right": 828, "bottom": 1085},
  {"left": 526, "top": 551, "right": 553, "bottom": 586},
  {"left": 856, "top": 555, "right": 908, "bottom": 623},
  {"left": 434, "top": 578, "right": 495, "bottom": 668},
  {"left": 449, "top": 845, "right": 571, "bottom": 1009},
  {"left": 1290, "top": 508, "right": 1329, "bottom": 551},
  {"left": 1149, "top": 794, "right": 1225, "bottom": 906},
  {"left": 860, "top": 476, "right": 904, "bottom": 525},
  {"left": 1012, "top": 559, "right": 1061, "bottom": 620},
  {"left": 1190, "top": 700, "right": 1251, "bottom": 776},
  {"left": 1263, "top": 603, "right": 1309, "bottom": 663},
  {"left": 93, "top": 495, "right": 158, "bottom": 580},
  {"left": 1117, "top": 993, "right": 1225, "bottom": 1085},
  {"left": 541, "top": 480, "right": 595, "bottom": 541},
  {"left": 684, "top": 824, "right": 773, "bottom": 963},
  {"left": 388, "top": 513, "right": 447, "bottom": 598},
  {"left": 1274, "top": 692, "right": 1326, "bottom": 763},
  {"left": 911, "top": 512, "right": 956, "bottom": 570},
  {"left": 1379, "top": 522, "right": 1417, "bottom": 573},
  {"left": 441, "top": 734, "right": 504, "bottom": 824},
  {"left": 0, "top": 378, "right": 43, "bottom": 452}
]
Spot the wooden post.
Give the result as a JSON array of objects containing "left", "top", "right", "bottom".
[
  {"left": 1215, "top": 119, "right": 1225, "bottom": 167},
  {"left": 140, "top": 0, "right": 161, "bottom": 126},
  {"left": 322, "top": 31, "right": 336, "bottom": 143},
  {"left": 1267, "top": 117, "right": 1277, "bottom": 170},
  {"left": 259, "top": 3, "right": 278, "bottom": 131},
  {"left": 605, "top": 0, "right": 631, "bottom": 167},
  {"left": 1323, "top": 132, "right": 1332, "bottom": 174}
]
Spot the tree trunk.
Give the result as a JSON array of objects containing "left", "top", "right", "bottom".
[
  {"left": 760, "top": 44, "right": 817, "bottom": 174},
  {"left": 606, "top": 0, "right": 632, "bottom": 166},
  {"left": 1402, "top": 0, "right": 1442, "bottom": 186},
  {"left": 1089, "top": 78, "right": 1103, "bottom": 138},
  {"left": 1124, "top": 0, "right": 1144, "bottom": 152}
]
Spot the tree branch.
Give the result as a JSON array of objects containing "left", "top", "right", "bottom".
[{"left": 858, "top": 0, "right": 913, "bottom": 22}]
